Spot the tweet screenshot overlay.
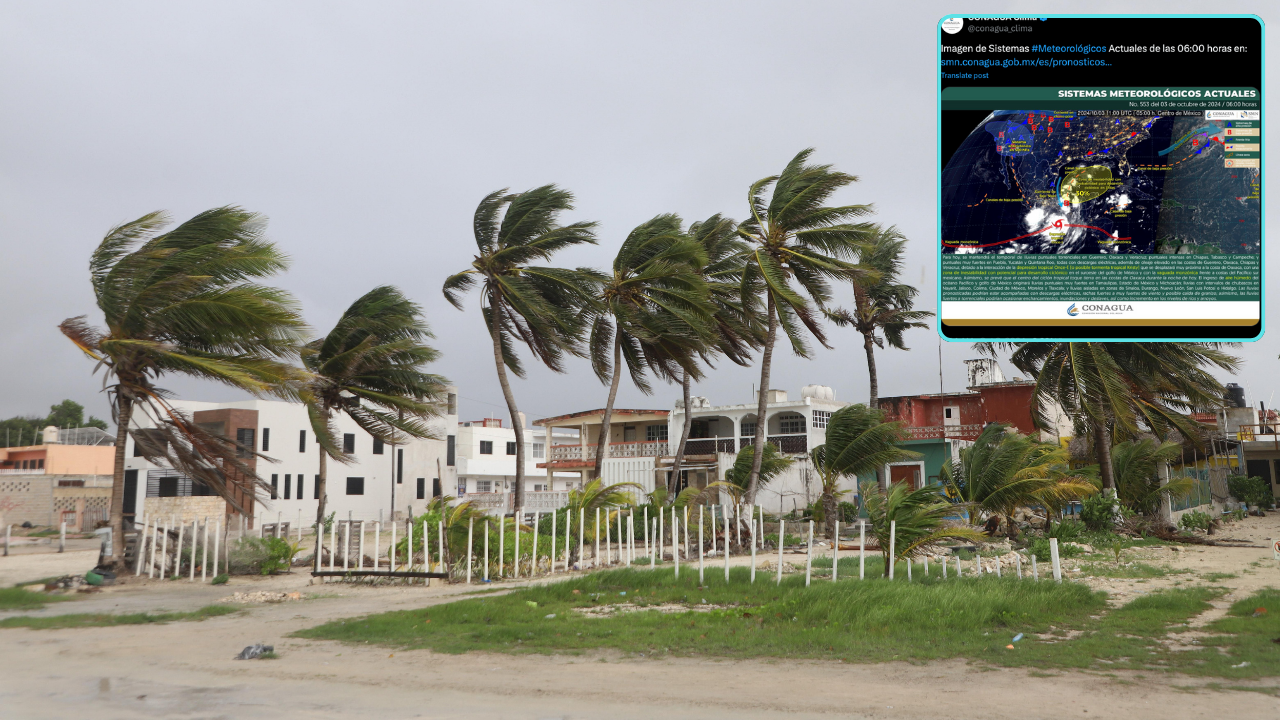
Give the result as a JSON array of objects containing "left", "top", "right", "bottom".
[{"left": 938, "top": 16, "right": 1262, "bottom": 340}]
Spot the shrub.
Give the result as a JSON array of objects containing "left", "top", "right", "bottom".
[
  {"left": 1178, "top": 510, "right": 1218, "bottom": 534},
  {"left": 837, "top": 501, "right": 860, "bottom": 524},
  {"left": 1080, "top": 493, "right": 1116, "bottom": 532},
  {"left": 228, "top": 537, "right": 299, "bottom": 575},
  {"left": 1047, "top": 519, "right": 1086, "bottom": 543},
  {"left": 1028, "top": 536, "right": 1085, "bottom": 562},
  {"left": 211, "top": 573, "right": 229, "bottom": 585},
  {"left": 1227, "top": 475, "right": 1273, "bottom": 509}
]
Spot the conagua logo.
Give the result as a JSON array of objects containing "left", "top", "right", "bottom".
[
  {"left": 1069, "top": 303, "right": 1135, "bottom": 316},
  {"left": 1067, "top": 303, "right": 1079, "bottom": 317}
]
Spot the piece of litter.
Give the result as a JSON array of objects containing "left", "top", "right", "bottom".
[
  {"left": 1252, "top": 607, "right": 1268, "bottom": 617},
  {"left": 571, "top": 589, "right": 580, "bottom": 594},
  {"left": 526, "top": 601, "right": 538, "bottom": 608},
  {"left": 234, "top": 644, "right": 274, "bottom": 660},
  {"left": 544, "top": 613, "right": 556, "bottom": 619},
  {"left": 1006, "top": 644, "right": 1015, "bottom": 649},
  {"left": 619, "top": 592, "right": 626, "bottom": 596},
  {"left": 1012, "top": 633, "right": 1024, "bottom": 643},
  {"left": 1231, "top": 661, "right": 1250, "bottom": 668}
]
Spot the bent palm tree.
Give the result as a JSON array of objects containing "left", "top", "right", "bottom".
[
  {"left": 588, "top": 214, "right": 713, "bottom": 480},
  {"left": 862, "top": 481, "right": 984, "bottom": 577},
  {"left": 825, "top": 227, "right": 932, "bottom": 489},
  {"left": 940, "top": 424, "right": 1095, "bottom": 539},
  {"left": 810, "top": 404, "right": 919, "bottom": 538},
  {"left": 59, "top": 207, "right": 307, "bottom": 568},
  {"left": 715, "top": 442, "right": 794, "bottom": 504},
  {"left": 1110, "top": 438, "right": 1192, "bottom": 516},
  {"left": 668, "top": 214, "right": 763, "bottom": 492},
  {"left": 303, "top": 286, "right": 448, "bottom": 553},
  {"left": 739, "top": 149, "right": 879, "bottom": 503},
  {"left": 981, "top": 342, "right": 1239, "bottom": 493},
  {"left": 444, "top": 186, "right": 599, "bottom": 508}
]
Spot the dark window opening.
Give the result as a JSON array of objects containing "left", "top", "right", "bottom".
[
  {"left": 284, "top": 474, "right": 291, "bottom": 500},
  {"left": 192, "top": 480, "right": 214, "bottom": 496},
  {"left": 479, "top": 440, "right": 493, "bottom": 455},
  {"left": 343, "top": 433, "right": 355, "bottom": 454},
  {"left": 506, "top": 441, "right": 517, "bottom": 455},
  {"left": 270, "top": 474, "right": 278, "bottom": 499},
  {"left": 235, "top": 428, "right": 256, "bottom": 458},
  {"left": 158, "top": 476, "right": 180, "bottom": 497},
  {"left": 446, "top": 435, "right": 455, "bottom": 466},
  {"left": 373, "top": 437, "right": 384, "bottom": 455},
  {"left": 296, "top": 474, "right": 304, "bottom": 500},
  {"left": 314, "top": 474, "right": 320, "bottom": 499},
  {"left": 432, "top": 478, "right": 441, "bottom": 497},
  {"left": 299, "top": 430, "right": 306, "bottom": 453},
  {"left": 346, "top": 477, "right": 364, "bottom": 495},
  {"left": 416, "top": 477, "right": 425, "bottom": 500},
  {"left": 261, "top": 428, "right": 270, "bottom": 452},
  {"left": 397, "top": 448, "right": 404, "bottom": 484},
  {"left": 123, "top": 470, "right": 138, "bottom": 516}
]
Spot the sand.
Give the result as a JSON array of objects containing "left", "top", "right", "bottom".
[{"left": 1, "top": 516, "right": 1277, "bottom": 719}]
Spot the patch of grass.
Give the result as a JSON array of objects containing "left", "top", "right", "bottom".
[
  {"left": 0, "top": 587, "right": 75, "bottom": 611},
  {"left": 1199, "top": 572, "right": 1238, "bottom": 582},
  {"left": 294, "top": 568, "right": 1104, "bottom": 663},
  {"left": 1080, "top": 562, "right": 1186, "bottom": 579},
  {"left": 0, "top": 604, "right": 238, "bottom": 630},
  {"left": 211, "top": 574, "right": 229, "bottom": 585}
]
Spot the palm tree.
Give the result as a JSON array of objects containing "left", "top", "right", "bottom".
[
  {"left": 587, "top": 214, "right": 713, "bottom": 480},
  {"left": 981, "top": 343, "right": 1240, "bottom": 495},
  {"left": 303, "top": 286, "right": 448, "bottom": 552},
  {"left": 940, "top": 424, "right": 1095, "bottom": 539},
  {"left": 861, "top": 480, "right": 984, "bottom": 577},
  {"left": 825, "top": 228, "right": 932, "bottom": 489},
  {"left": 562, "top": 478, "right": 643, "bottom": 563},
  {"left": 810, "top": 404, "right": 920, "bottom": 539},
  {"left": 1110, "top": 438, "right": 1193, "bottom": 516},
  {"left": 59, "top": 207, "right": 307, "bottom": 568},
  {"left": 668, "top": 214, "right": 763, "bottom": 492},
  {"left": 738, "top": 149, "right": 879, "bottom": 503},
  {"left": 715, "top": 442, "right": 794, "bottom": 504},
  {"left": 443, "top": 186, "right": 600, "bottom": 508}
]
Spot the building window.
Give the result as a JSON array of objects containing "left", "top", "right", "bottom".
[
  {"left": 476, "top": 480, "right": 492, "bottom": 493},
  {"left": 447, "top": 435, "right": 455, "bottom": 466},
  {"left": 158, "top": 477, "right": 180, "bottom": 497},
  {"left": 373, "top": 437, "right": 384, "bottom": 455},
  {"left": 506, "top": 441, "right": 517, "bottom": 455},
  {"left": 284, "top": 474, "right": 291, "bottom": 500},
  {"left": 397, "top": 448, "right": 404, "bottom": 484},
  {"left": 532, "top": 442, "right": 545, "bottom": 458},
  {"left": 261, "top": 428, "right": 270, "bottom": 452},
  {"left": 740, "top": 421, "right": 756, "bottom": 437},
  {"left": 534, "top": 484, "right": 546, "bottom": 492},
  {"left": 779, "top": 415, "right": 805, "bottom": 434},
  {"left": 447, "top": 393, "right": 457, "bottom": 415},
  {"left": 416, "top": 477, "right": 425, "bottom": 500},
  {"left": 343, "top": 433, "right": 355, "bottom": 454},
  {"left": 944, "top": 407, "right": 953, "bottom": 419},
  {"left": 480, "top": 440, "right": 493, "bottom": 455},
  {"left": 270, "top": 474, "right": 278, "bottom": 499},
  {"left": 812, "top": 410, "right": 831, "bottom": 429},
  {"left": 36, "top": 459, "right": 44, "bottom": 469},
  {"left": 132, "top": 438, "right": 143, "bottom": 457},
  {"left": 623, "top": 425, "right": 637, "bottom": 441},
  {"left": 235, "top": 428, "right": 256, "bottom": 458},
  {"left": 432, "top": 478, "right": 441, "bottom": 497},
  {"left": 346, "top": 477, "right": 364, "bottom": 495},
  {"left": 299, "top": 430, "right": 306, "bottom": 453},
  {"left": 646, "top": 425, "right": 668, "bottom": 442},
  {"left": 296, "top": 474, "right": 304, "bottom": 500},
  {"left": 458, "top": 480, "right": 467, "bottom": 495},
  {"left": 314, "top": 475, "right": 320, "bottom": 499}
]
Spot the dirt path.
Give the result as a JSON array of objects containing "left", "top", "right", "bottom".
[{"left": 2, "top": 518, "right": 1278, "bottom": 719}]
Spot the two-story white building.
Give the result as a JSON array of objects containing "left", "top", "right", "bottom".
[{"left": 123, "top": 391, "right": 459, "bottom": 528}]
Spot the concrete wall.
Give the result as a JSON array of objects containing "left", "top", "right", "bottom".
[
  {"left": 142, "top": 496, "right": 227, "bottom": 524},
  {"left": 45, "top": 444, "right": 116, "bottom": 475},
  {"left": 0, "top": 475, "right": 54, "bottom": 527}
]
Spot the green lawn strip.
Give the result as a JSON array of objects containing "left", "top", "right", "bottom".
[
  {"left": 0, "top": 604, "right": 238, "bottom": 629},
  {"left": 1080, "top": 562, "right": 1188, "bottom": 579},
  {"left": 293, "top": 568, "right": 1104, "bottom": 663},
  {"left": 0, "top": 587, "right": 76, "bottom": 611},
  {"left": 1184, "top": 589, "right": 1280, "bottom": 679}
]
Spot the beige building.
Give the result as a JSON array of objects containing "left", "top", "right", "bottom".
[{"left": 0, "top": 426, "right": 115, "bottom": 530}]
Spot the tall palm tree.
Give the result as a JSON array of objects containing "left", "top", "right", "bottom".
[
  {"left": 668, "top": 214, "right": 763, "bottom": 492},
  {"left": 940, "top": 423, "right": 1096, "bottom": 539},
  {"left": 738, "top": 149, "right": 879, "bottom": 503},
  {"left": 588, "top": 214, "right": 713, "bottom": 480},
  {"left": 826, "top": 227, "right": 932, "bottom": 490},
  {"left": 443, "top": 186, "right": 600, "bottom": 508},
  {"left": 59, "top": 207, "right": 307, "bottom": 568},
  {"left": 810, "top": 404, "right": 920, "bottom": 538},
  {"left": 303, "top": 286, "right": 448, "bottom": 552},
  {"left": 980, "top": 343, "right": 1239, "bottom": 494}
]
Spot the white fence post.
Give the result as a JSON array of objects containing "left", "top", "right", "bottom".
[
  {"left": 174, "top": 522, "right": 184, "bottom": 577},
  {"left": 859, "top": 519, "right": 865, "bottom": 580},
  {"left": 483, "top": 520, "right": 489, "bottom": 582},
  {"left": 466, "top": 518, "right": 474, "bottom": 583},
  {"left": 1050, "top": 538, "right": 1062, "bottom": 582},
  {"left": 805, "top": 520, "right": 813, "bottom": 587},
  {"left": 438, "top": 520, "right": 444, "bottom": 579},
  {"left": 190, "top": 521, "right": 199, "bottom": 581},
  {"left": 391, "top": 520, "right": 398, "bottom": 571},
  {"left": 374, "top": 522, "right": 381, "bottom": 571},
  {"left": 888, "top": 520, "right": 896, "bottom": 580},
  {"left": 515, "top": 508, "right": 522, "bottom": 578},
  {"left": 698, "top": 505, "right": 704, "bottom": 585},
  {"left": 750, "top": 510, "right": 756, "bottom": 584},
  {"left": 594, "top": 507, "right": 600, "bottom": 569},
  {"left": 832, "top": 518, "right": 839, "bottom": 582},
  {"left": 532, "top": 512, "right": 540, "bottom": 575},
  {"left": 776, "top": 518, "right": 785, "bottom": 585},
  {"left": 212, "top": 521, "right": 221, "bottom": 580},
  {"left": 551, "top": 510, "right": 558, "bottom": 574},
  {"left": 358, "top": 521, "right": 366, "bottom": 571},
  {"left": 650, "top": 518, "right": 657, "bottom": 569},
  {"left": 134, "top": 520, "right": 148, "bottom": 576}
]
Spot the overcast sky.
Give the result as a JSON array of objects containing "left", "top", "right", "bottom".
[{"left": 2, "top": 1, "right": 1276, "bottom": 427}]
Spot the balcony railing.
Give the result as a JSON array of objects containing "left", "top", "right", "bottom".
[
  {"left": 1236, "top": 424, "right": 1280, "bottom": 446},
  {"left": 0, "top": 467, "right": 45, "bottom": 475},
  {"left": 521, "top": 491, "right": 570, "bottom": 512},
  {"left": 548, "top": 440, "right": 670, "bottom": 461},
  {"left": 735, "top": 433, "right": 808, "bottom": 455},
  {"left": 684, "top": 438, "right": 738, "bottom": 455},
  {"left": 906, "top": 424, "right": 985, "bottom": 441},
  {"left": 465, "top": 492, "right": 512, "bottom": 513}
]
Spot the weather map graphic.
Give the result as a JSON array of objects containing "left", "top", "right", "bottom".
[{"left": 941, "top": 111, "right": 1260, "bottom": 255}]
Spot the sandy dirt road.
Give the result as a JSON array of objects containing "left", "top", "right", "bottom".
[{"left": 1, "top": 518, "right": 1278, "bottom": 719}]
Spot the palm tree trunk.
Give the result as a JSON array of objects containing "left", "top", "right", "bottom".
[
  {"left": 315, "top": 442, "right": 328, "bottom": 563},
  {"left": 862, "top": 330, "right": 887, "bottom": 492},
  {"left": 669, "top": 371, "right": 693, "bottom": 494},
  {"left": 747, "top": 294, "right": 778, "bottom": 505},
  {"left": 592, "top": 328, "right": 623, "bottom": 481},
  {"left": 488, "top": 295, "right": 526, "bottom": 509},
  {"left": 1093, "top": 420, "right": 1115, "bottom": 491},
  {"left": 822, "top": 487, "right": 838, "bottom": 540},
  {"left": 107, "top": 394, "right": 133, "bottom": 569}
]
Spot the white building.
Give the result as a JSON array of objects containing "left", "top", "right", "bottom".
[
  {"left": 123, "top": 391, "right": 459, "bottom": 527},
  {"left": 668, "top": 385, "right": 848, "bottom": 515},
  {"left": 454, "top": 416, "right": 579, "bottom": 499}
]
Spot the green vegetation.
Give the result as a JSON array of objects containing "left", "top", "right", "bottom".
[
  {"left": 1080, "top": 561, "right": 1185, "bottom": 579},
  {"left": 295, "top": 568, "right": 1103, "bottom": 663},
  {"left": 810, "top": 404, "right": 919, "bottom": 537},
  {"left": 862, "top": 480, "right": 984, "bottom": 574},
  {"left": 229, "top": 536, "right": 303, "bottom": 575},
  {"left": 0, "top": 587, "right": 74, "bottom": 611},
  {"left": 0, "top": 605, "right": 237, "bottom": 630},
  {"left": 211, "top": 573, "right": 229, "bottom": 585},
  {"left": 1179, "top": 510, "right": 1219, "bottom": 534},
  {"left": 1199, "top": 572, "right": 1238, "bottom": 582},
  {"left": 1227, "top": 475, "right": 1273, "bottom": 509},
  {"left": 0, "top": 399, "right": 108, "bottom": 448}
]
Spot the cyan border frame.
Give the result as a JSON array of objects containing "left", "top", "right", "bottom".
[{"left": 936, "top": 14, "right": 1265, "bottom": 342}]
